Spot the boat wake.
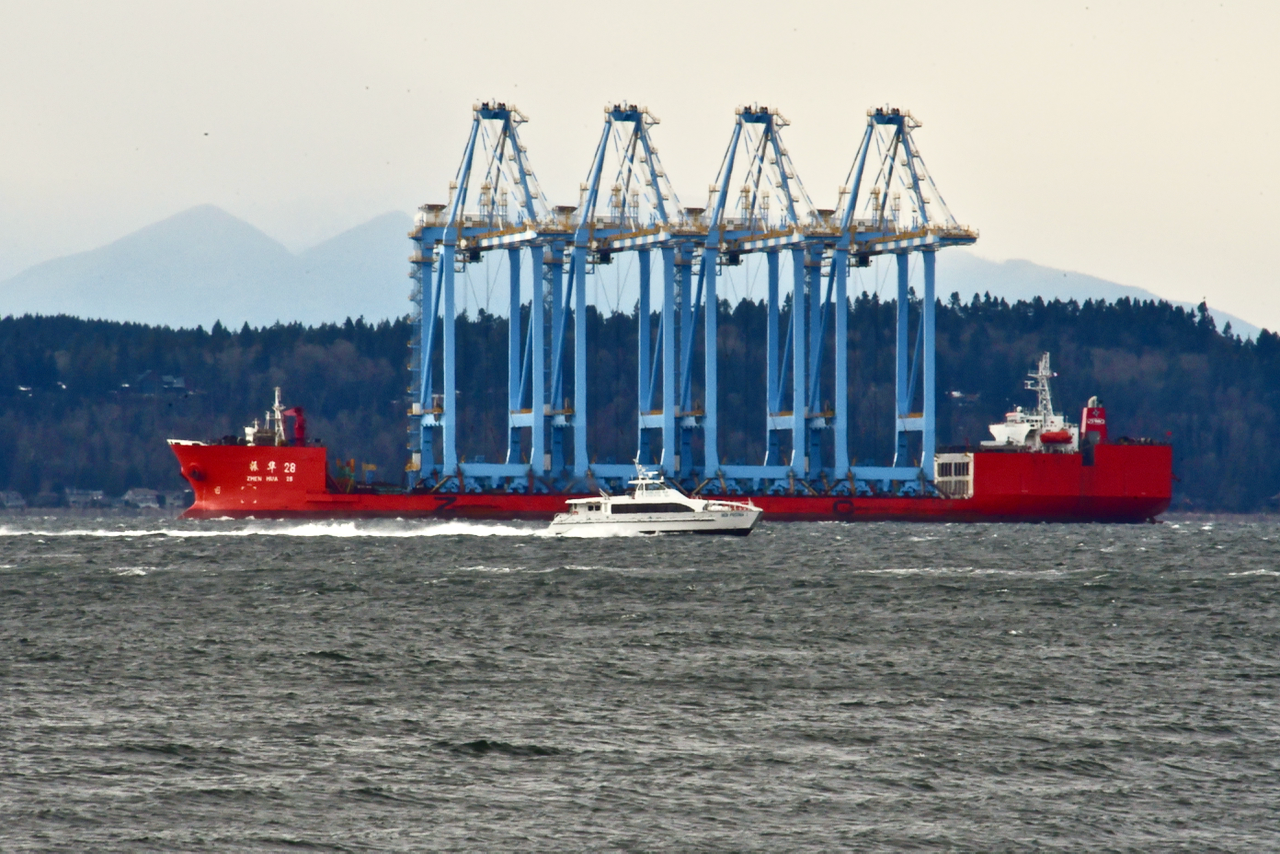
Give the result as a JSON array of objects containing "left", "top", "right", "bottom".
[
  {"left": 548, "top": 526, "right": 643, "bottom": 538},
  {"left": 0, "top": 519, "right": 544, "bottom": 539}
]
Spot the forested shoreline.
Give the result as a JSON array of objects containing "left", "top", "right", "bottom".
[{"left": 2, "top": 294, "right": 1277, "bottom": 511}]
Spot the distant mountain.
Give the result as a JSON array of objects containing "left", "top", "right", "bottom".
[
  {"left": 0, "top": 206, "right": 1261, "bottom": 338},
  {"left": 296, "top": 211, "right": 417, "bottom": 322},
  {"left": 0, "top": 205, "right": 416, "bottom": 329},
  {"left": 936, "top": 251, "right": 1261, "bottom": 339}
]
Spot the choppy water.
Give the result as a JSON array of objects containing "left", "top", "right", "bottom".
[{"left": 2, "top": 516, "right": 1278, "bottom": 851}]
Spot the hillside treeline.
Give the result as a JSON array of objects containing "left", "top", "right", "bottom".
[{"left": 0, "top": 295, "right": 1275, "bottom": 511}]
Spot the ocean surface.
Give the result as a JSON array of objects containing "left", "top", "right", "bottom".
[{"left": 2, "top": 516, "right": 1278, "bottom": 851}]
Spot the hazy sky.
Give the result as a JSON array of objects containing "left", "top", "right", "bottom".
[{"left": 2, "top": 1, "right": 1277, "bottom": 327}]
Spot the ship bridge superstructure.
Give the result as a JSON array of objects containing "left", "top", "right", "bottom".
[{"left": 408, "top": 101, "right": 976, "bottom": 496}]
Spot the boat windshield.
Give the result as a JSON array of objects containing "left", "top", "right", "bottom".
[{"left": 613, "top": 502, "right": 693, "bottom": 514}]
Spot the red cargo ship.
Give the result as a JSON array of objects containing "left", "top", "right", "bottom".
[{"left": 169, "top": 357, "right": 1172, "bottom": 523}]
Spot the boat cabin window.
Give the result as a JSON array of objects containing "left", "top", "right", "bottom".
[{"left": 612, "top": 502, "right": 694, "bottom": 514}]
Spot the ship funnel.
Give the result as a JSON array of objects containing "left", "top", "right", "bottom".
[{"left": 1082, "top": 396, "right": 1107, "bottom": 445}]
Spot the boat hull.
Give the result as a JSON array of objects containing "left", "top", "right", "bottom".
[
  {"left": 169, "top": 442, "right": 1172, "bottom": 523},
  {"left": 547, "top": 517, "right": 759, "bottom": 536},
  {"left": 548, "top": 507, "right": 761, "bottom": 536}
]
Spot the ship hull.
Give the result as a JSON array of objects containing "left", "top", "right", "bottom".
[{"left": 170, "top": 441, "right": 1172, "bottom": 523}]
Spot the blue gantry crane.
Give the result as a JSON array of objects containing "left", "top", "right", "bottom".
[
  {"left": 407, "top": 102, "right": 976, "bottom": 496},
  {"left": 567, "top": 103, "right": 688, "bottom": 484},
  {"left": 702, "top": 105, "right": 834, "bottom": 491},
  {"left": 408, "top": 102, "right": 555, "bottom": 492},
  {"left": 833, "top": 107, "right": 977, "bottom": 487}
]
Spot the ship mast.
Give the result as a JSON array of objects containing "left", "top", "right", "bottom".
[
  {"left": 1025, "top": 352, "right": 1057, "bottom": 424},
  {"left": 271, "top": 387, "right": 286, "bottom": 446}
]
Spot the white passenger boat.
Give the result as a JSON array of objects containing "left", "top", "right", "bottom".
[{"left": 548, "top": 466, "right": 762, "bottom": 536}]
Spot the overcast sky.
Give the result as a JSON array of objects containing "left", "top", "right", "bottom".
[{"left": 2, "top": 1, "right": 1277, "bottom": 327}]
